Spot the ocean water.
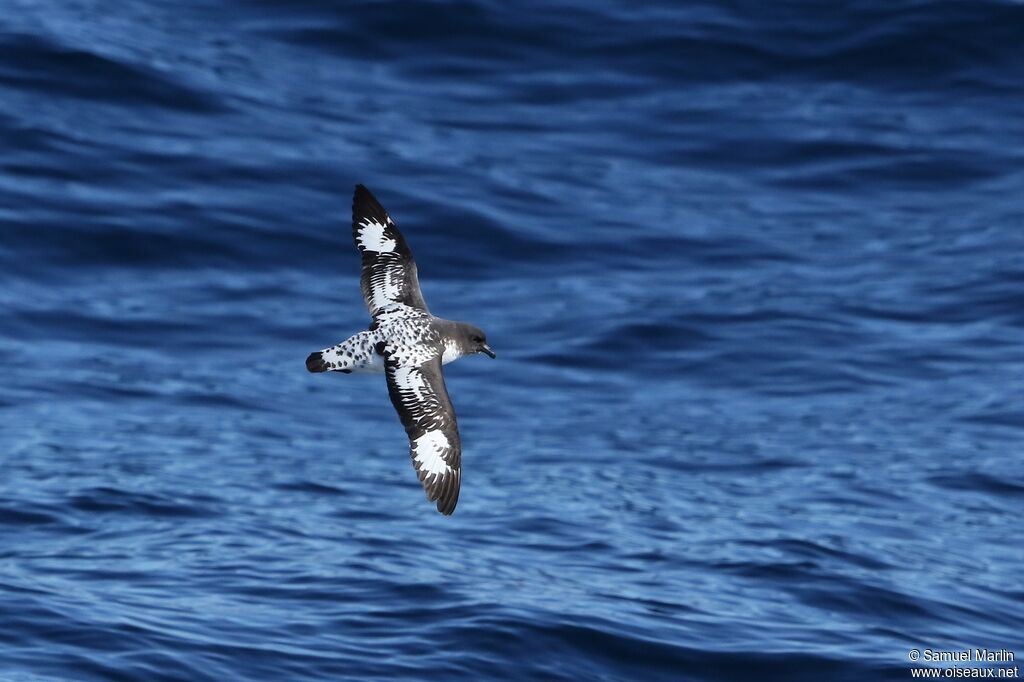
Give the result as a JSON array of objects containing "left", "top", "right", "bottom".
[{"left": 1, "top": 1, "right": 1023, "bottom": 680}]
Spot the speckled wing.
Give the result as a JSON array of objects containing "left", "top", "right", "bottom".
[
  {"left": 380, "top": 349, "right": 461, "bottom": 515},
  {"left": 352, "top": 185, "right": 429, "bottom": 316}
]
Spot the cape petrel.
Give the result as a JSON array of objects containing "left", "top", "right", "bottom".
[{"left": 306, "top": 185, "right": 495, "bottom": 515}]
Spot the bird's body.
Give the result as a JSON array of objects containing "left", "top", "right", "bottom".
[
  {"left": 306, "top": 305, "right": 473, "bottom": 375},
  {"left": 306, "top": 185, "right": 494, "bottom": 515}
]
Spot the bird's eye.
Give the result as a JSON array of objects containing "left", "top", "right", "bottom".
[{"left": 472, "top": 336, "right": 482, "bottom": 343}]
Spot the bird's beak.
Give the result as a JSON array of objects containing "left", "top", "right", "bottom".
[{"left": 481, "top": 344, "right": 496, "bottom": 359}]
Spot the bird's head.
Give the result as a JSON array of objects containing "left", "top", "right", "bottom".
[{"left": 460, "top": 324, "right": 495, "bottom": 359}]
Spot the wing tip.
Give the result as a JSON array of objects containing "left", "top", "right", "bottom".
[
  {"left": 417, "top": 467, "right": 460, "bottom": 515},
  {"left": 352, "top": 184, "right": 388, "bottom": 225},
  {"left": 433, "top": 470, "right": 460, "bottom": 516},
  {"left": 436, "top": 493, "right": 458, "bottom": 515}
]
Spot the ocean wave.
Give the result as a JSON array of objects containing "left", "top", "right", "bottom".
[{"left": 1, "top": 0, "right": 1022, "bottom": 679}]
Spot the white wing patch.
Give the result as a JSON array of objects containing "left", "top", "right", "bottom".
[
  {"left": 367, "top": 264, "right": 402, "bottom": 312},
  {"left": 356, "top": 219, "right": 396, "bottom": 253},
  {"left": 393, "top": 365, "right": 429, "bottom": 403},
  {"left": 413, "top": 430, "right": 452, "bottom": 477}
]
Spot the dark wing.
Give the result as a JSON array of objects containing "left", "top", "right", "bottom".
[
  {"left": 352, "top": 185, "right": 429, "bottom": 316},
  {"left": 381, "top": 350, "right": 461, "bottom": 515}
]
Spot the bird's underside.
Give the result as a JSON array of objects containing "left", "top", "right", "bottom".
[{"left": 305, "top": 185, "right": 492, "bottom": 515}]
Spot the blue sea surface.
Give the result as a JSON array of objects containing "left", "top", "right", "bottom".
[{"left": 1, "top": 1, "right": 1023, "bottom": 680}]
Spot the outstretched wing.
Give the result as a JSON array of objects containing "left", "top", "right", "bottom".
[
  {"left": 352, "top": 185, "right": 429, "bottom": 316},
  {"left": 381, "top": 349, "right": 461, "bottom": 515}
]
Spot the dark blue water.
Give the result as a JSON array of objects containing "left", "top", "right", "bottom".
[{"left": 2, "top": 1, "right": 1023, "bottom": 680}]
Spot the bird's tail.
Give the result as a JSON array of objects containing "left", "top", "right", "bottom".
[
  {"left": 305, "top": 330, "right": 383, "bottom": 374},
  {"left": 305, "top": 351, "right": 342, "bottom": 373}
]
